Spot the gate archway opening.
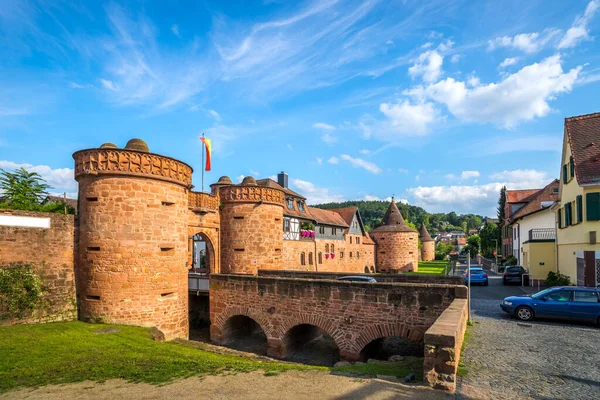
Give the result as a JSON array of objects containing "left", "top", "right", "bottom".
[
  {"left": 282, "top": 324, "right": 340, "bottom": 366},
  {"left": 221, "top": 315, "right": 268, "bottom": 356},
  {"left": 359, "top": 336, "right": 424, "bottom": 362},
  {"left": 190, "top": 232, "right": 216, "bottom": 274},
  {"left": 188, "top": 231, "right": 216, "bottom": 341}
]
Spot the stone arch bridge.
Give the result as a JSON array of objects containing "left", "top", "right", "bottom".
[{"left": 209, "top": 274, "right": 466, "bottom": 361}]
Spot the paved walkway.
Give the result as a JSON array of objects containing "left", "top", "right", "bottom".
[{"left": 457, "top": 265, "right": 600, "bottom": 400}]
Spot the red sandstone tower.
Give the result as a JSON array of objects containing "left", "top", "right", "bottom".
[
  {"left": 73, "top": 139, "right": 193, "bottom": 340},
  {"left": 218, "top": 176, "right": 285, "bottom": 274},
  {"left": 371, "top": 198, "right": 419, "bottom": 272},
  {"left": 419, "top": 224, "right": 435, "bottom": 262}
]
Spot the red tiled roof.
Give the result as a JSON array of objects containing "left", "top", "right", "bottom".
[
  {"left": 307, "top": 207, "right": 349, "bottom": 227},
  {"left": 256, "top": 178, "right": 306, "bottom": 199},
  {"left": 565, "top": 112, "right": 600, "bottom": 185},
  {"left": 512, "top": 180, "right": 559, "bottom": 221},
  {"left": 371, "top": 198, "right": 416, "bottom": 233},
  {"left": 328, "top": 207, "right": 357, "bottom": 226},
  {"left": 44, "top": 195, "right": 78, "bottom": 209},
  {"left": 456, "top": 238, "right": 467, "bottom": 245},
  {"left": 506, "top": 189, "right": 540, "bottom": 203}
]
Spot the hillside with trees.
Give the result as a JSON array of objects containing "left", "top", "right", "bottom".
[{"left": 315, "top": 200, "right": 485, "bottom": 235}]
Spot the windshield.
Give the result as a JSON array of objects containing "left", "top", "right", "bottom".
[
  {"left": 469, "top": 269, "right": 483, "bottom": 273},
  {"left": 531, "top": 288, "right": 554, "bottom": 299}
]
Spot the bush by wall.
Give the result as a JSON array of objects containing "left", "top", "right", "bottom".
[
  {"left": 0, "top": 264, "right": 44, "bottom": 320},
  {"left": 546, "top": 271, "right": 571, "bottom": 287}
]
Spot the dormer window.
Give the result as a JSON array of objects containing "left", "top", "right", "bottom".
[
  {"left": 287, "top": 198, "right": 295, "bottom": 210},
  {"left": 298, "top": 202, "right": 306, "bottom": 212},
  {"left": 552, "top": 187, "right": 559, "bottom": 194}
]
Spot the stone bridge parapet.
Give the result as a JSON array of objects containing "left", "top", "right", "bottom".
[
  {"left": 257, "top": 269, "right": 464, "bottom": 285},
  {"left": 209, "top": 274, "right": 467, "bottom": 361}
]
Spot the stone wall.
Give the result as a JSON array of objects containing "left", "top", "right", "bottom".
[
  {"left": 209, "top": 274, "right": 467, "bottom": 360},
  {"left": 257, "top": 269, "right": 464, "bottom": 285},
  {"left": 424, "top": 298, "right": 468, "bottom": 392},
  {"left": 372, "top": 231, "right": 419, "bottom": 272},
  {"left": 0, "top": 210, "right": 77, "bottom": 324},
  {"left": 281, "top": 235, "right": 376, "bottom": 273}
]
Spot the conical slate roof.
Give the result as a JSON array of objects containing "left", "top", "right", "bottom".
[
  {"left": 419, "top": 224, "right": 434, "bottom": 242},
  {"left": 372, "top": 197, "right": 417, "bottom": 233}
]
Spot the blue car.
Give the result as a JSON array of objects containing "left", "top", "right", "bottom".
[
  {"left": 464, "top": 267, "right": 488, "bottom": 286},
  {"left": 501, "top": 287, "right": 600, "bottom": 324}
]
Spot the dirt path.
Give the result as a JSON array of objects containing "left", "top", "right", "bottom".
[{"left": 2, "top": 370, "right": 452, "bottom": 400}]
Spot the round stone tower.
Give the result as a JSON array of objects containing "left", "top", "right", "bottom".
[
  {"left": 73, "top": 139, "right": 193, "bottom": 340},
  {"left": 219, "top": 176, "right": 285, "bottom": 274},
  {"left": 419, "top": 224, "right": 435, "bottom": 262},
  {"left": 371, "top": 198, "right": 419, "bottom": 272}
]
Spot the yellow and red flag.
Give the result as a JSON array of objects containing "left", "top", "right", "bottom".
[{"left": 200, "top": 137, "right": 212, "bottom": 171}]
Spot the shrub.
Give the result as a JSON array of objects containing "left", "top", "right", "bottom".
[
  {"left": 434, "top": 252, "right": 446, "bottom": 260},
  {"left": 546, "top": 271, "right": 571, "bottom": 287},
  {"left": 0, "top": 265, "right": 44, "bottom": 320},
  {"left": 506, "top": 255, "right": 518, "bottom": 266}
]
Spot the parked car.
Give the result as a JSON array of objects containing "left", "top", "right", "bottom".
[
  {"left": 503, "top": 266, "right": 529, "bottom": 285},
  {"left": 337, "top": 276, "right": 377, "bottom": 283},
  {"left": 500, "top": 287, "right": 600, "bottom": 324},
  {"left": 464, "top": 267, "right": 488, "bottom": 286}
]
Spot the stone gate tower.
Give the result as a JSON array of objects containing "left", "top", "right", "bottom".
[
  {"left": 219, "top": 176, "right": 285, "bottom": 274},
  {"left": 371, "top": 198, "right": 419, "bottom": 272},
  {"left": 419, "top": 224, "right": 435, "bottom": 262},
  {"left": 73, "top": 139, "right": 192, "bottom": 340}
]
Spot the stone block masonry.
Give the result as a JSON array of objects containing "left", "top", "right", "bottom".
[
  {"left": 423, "top": 298, "right": 468, "bottom": 392},
  {"left": 258, "top": 269, "right": 464, "bottom": 285},
  {"left": 210, "top": 274, "right": 467, "bottom": 361},
  {"left": 0, "top": 210, "right": 77, "bottom": 325}
]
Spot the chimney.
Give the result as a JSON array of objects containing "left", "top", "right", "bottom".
[{"left": 277, "top": 171, "right": 288, "bottom": 189}]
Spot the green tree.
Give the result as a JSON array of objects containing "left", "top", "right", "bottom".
[
  {"left": 497, "top": 186, "right": 506, "bottom": 250},
  {"left": 479, "top": 222, "right": 499, "bottom": 258},
  {"left": 462, "top": 234, "right": 481, "bottom": 258},
  {"left": 0, "top": 168, "right": 50, "bottom": 210}
]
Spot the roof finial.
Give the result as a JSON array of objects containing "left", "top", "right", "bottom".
[{"left": 392, "top": 194, "right": 395, "bottom": 202}]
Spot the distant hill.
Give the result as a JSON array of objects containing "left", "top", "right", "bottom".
[{"left": 314, "top": 200, "right": 485, "bottom": 235}]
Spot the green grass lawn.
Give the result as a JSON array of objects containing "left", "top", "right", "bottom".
[
  {"left": 405, "top": 260, "right": 450, "bottom": 275},
  {"left": 0, "top": 321, "right": 324, "bottom": 393}
]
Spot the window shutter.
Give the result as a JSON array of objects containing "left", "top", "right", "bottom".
[
  {"left": 570, "top": 156, "right": 575, "bottom": 178},
  {"left": 565, "top": 203, "right": 571, "bottom": 226},
  {"left": 577, "top": 195, "right": 583, "bottom": 223},
  {"left": 562, "top": 164, "right": 568, "bottom": 184},
  {"left": 586, "top": 193, "right": 600, "bottom": 221},
  {"left": 558, "top": 208, "right": 562, "bottom": 228}
]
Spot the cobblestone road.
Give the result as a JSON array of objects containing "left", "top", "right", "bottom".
[{"left": 456, "top": 266, "right": 600, "bottom": 400}]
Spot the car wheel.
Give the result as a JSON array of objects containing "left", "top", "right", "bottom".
[
  {"left": 515, "top": 306, "right": 534, "bottom": 321},
  {"left": 484, "top": 281, "right": 488, "bottom": 286}
]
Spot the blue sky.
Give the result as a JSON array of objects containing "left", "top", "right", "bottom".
[{"left": 1, "top": 0, "right": 600, "bottom": 217}]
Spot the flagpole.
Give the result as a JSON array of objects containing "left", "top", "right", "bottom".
[{"left": 201, "top": 132, "right": 205, "bottom": 193}]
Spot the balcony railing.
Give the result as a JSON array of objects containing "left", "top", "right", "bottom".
[
  {"left": 188, "top": 191, "right": 219, "bottom": 212},
  {"left": 528, "top": 228, "right": 556, "bottom": 241}
]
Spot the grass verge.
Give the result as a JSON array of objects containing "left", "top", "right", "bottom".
[
  {"left": 457, "top": 324, "right": 472, "bottom": 377},
  {"left": 0, "top": 321, "right": 324, "bottom": 393},
  {"left": 406, "top": 260, "right": 449, "bottom": 275},
  {"left": 332, "top": 357, "right": 423, "bottom": 381}
]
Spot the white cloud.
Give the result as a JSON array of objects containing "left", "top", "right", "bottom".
[
  {"left": 407, "top": 169, "right": 552, "bottom": 215},
  {"left": 236, "top": 174, "right": 245, "bottom": 183},
  {"left": 450, "top": 54, "right": 461, "bottom": 63},
  {"left": 69, "top": 82, "right": 88, "bottom": 89},
  {"left": 364, "top": 194, "right": 381, "bottom": 201},
  {"left": 328, "top": 156, "right": 339, "bottom": 164},
  {"left": 366, "top": 99, "right": 437, "bottom": 138},
  {"left": 360, "top": 149, "right": 371, "bottom": 155},
  {"left": 408, "top": 50, "right": 444, "bottom": 83},
  {"left": 316, "top": 157, "right": 323, "bottom": 165},
  {"left": 406, "top": 55, "right": 581, "bottom": 128},
  {"left": 557, "top": 0, "right": 599, "bottom": 49},
  {"left": 171, "top": 24, "right": 180, "bottom": 37},
  {"left": 461, "top": 170, "right": 480, "bottom": 180},
  {"left": 498, "top": 57, "right": 519, "bottom": 69},
  {"left": 321, "top": 133, "right": 338, "bottom": 144},
  {"left": 287, "top": 144, "right": 293, "bottom": 151},
  {"left": 471, "top": 134, "right": 562, "bottom": 155},
  {"left": 250, "top": 170, "right": 260, "bottom": 177},
  {"left": 0, "top": 161, "right": 76, "bottom": 192},
  {"left": 340, "top": 154, "right": 382, "bottom": 174},
  {"left": 313, "top": 122, "right": 336, "bottom": 131},
  {"left": 291, "top": 178, "right": 344, "bottom": 204},
  {"left": 398, "top": 168, "right": 408, "bottom": 174},
  {"left": 207, "top": 109, "right": 221, "bottom": 121},
  {"left": 100, "top": 79, "right": 119, "bottom": 91},
  {"left": 488, "top": 30, "right": 559, "bottom": 53}
]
